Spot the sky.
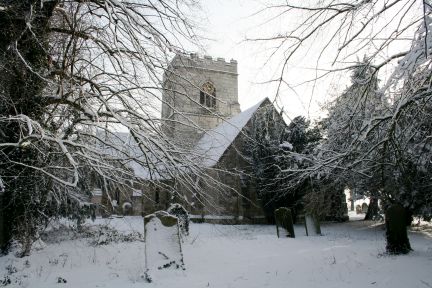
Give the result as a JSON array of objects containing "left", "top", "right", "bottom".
[
  {"left": 194, "top": 0, "right": 419, "bottom": 122},
  {"left": 197, "top": 0, "right": 334, "bottom": 121}
]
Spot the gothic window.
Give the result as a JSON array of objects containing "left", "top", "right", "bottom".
[{"left": 200, "top": 81, "right": 216, "bottom": 108}]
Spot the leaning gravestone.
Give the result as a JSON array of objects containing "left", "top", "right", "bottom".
[
  {"left": 0, "top": 185, "right": 5, "bottom": 250},
  {"left": 385, "top": 204, "right": 411, "bottom": 254},
  {"left": 304, "top": 214, "right": 321, "bottom": 236},
  {"left": 274, "top": 207, "right": 295, "bottom": 238},
  {"left": 144, "top": 211, "right": 185, "bottom": 282}
]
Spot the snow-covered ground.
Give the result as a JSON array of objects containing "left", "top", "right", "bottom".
[{"left": 1, "top": 216, "right": 431, "bottom": 288}]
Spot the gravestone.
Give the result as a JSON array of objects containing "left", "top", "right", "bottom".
[
  {"left": 144, "top": 211, "right": 185, "bottom": 282},
  {"left": 356, "top": 204, "right": 362, "bottom": 214},
  {"left": 361, "top": 203, "right": 369, "bottom": 213},
  {"left": 167, "top": 203, "right": 189, "bottom": 236},
  {"left": 385, "top": 204, "right": 411, "bottom": 254},
  {"left": 304, "top": 214, "right": 321, "bottom": 236},
  {"left": 0, "top": 187, "right": 5, "bottom": 251},
  {"left": 274, "top": 207, "right": 295, "bottom": 238}
]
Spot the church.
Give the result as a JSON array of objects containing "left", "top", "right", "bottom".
[{"left": 93, "top": 53, "right": 288, "bottom": 223}]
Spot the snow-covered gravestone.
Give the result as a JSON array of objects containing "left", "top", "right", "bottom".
[
  {"left": 304, "top": 214, "right": 321, "bottom": 236},
  {"left": 0, "top": 178, "right": 5, "bottom": 249},
  {"left": 144, "top": 211, "right": 185, "bottom": 282},
  {"left": 167, "top": 203, "right": 189, "bottom": 236},
  {"left": 274, "top": 207, "right": 295, "bottom": 238}
]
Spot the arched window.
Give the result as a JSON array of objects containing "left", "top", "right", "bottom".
[{"left": 200, "top": 81, "right": 216, "bottom": 108}]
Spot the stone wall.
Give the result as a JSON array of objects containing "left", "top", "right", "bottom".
[{"left": 214, "top": 116, "right": 266, "bottom": 223}]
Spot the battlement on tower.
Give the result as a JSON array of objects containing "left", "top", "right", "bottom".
[{"left": 169, "top": 53, "right": 238, "bottom": 75}]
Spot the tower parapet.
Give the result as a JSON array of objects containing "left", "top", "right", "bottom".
[{"left": 169, "top": 53, "right": 238, "bottom": 75}]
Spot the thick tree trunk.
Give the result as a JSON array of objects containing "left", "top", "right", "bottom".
[
  {"left": 274, "top": 207, "right": 295, "bottom": 238},
  {"left": 385, "top": 203, "right": 412, "bottom": 254}
]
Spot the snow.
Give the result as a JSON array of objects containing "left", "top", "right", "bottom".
[
  {"left": 91, "top": 188, "right": 102, "bottom": 196},
  {"left": 122, "top": 202, "right": 132, "bottom": 210},
  {"left": 194, "top": 98, "right": 267, "bottom": 167},
  {"left": 132, "top": 189, "right": 142, "bottom": 197},
  {"left": 1, "top": 217, "right": 431, "bottom": 288},
  {"left": 279, "top": 141, "right": 293, "bottom": 150}
]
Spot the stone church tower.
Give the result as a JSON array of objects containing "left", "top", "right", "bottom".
[{"left": 162, "top": 54, "right": 241, "bottom": 148}]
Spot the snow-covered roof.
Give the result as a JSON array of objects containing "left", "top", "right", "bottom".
[
  {"left": 194, "top": 98, "right": 269, "bottom": 167},
  {"left": 93, "top": 98, "right": 271, "bottom": 179},
  {"left": 95, "top": 130, "right": 171, "bottom": 180}
]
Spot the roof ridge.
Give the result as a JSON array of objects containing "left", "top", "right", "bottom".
[{"left": 193, "top": 98, "right": 269, "bottom": 167}]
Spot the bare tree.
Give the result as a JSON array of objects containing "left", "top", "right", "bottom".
[
  {"left": 247, "top": 1, "right": 432, "bottom": 240},
  {"left": 0, "top": 0, "right": 216, "bottom": 255},
  {"left": 250, "top": 0, "right": 429, "bottom": 91},
  {"left": 250, "top": 3, "right": 430, "bottom": 182}
]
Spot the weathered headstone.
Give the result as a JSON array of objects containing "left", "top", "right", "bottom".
[
  {"left": 144, "top": 211, "right": 184, "bottom": 282},
  {"left": 167, "top": 203, "right": 189, "bottom": 236},
  {"left": 0, "top": 187, "right": 6, "bottom": 252},
  {"left": 361, "top": 203, "right": 368, "bottom": 213},
  {"left": 274, "top": 207, "right": 295, "bottom": 238},
  {"left": 385, "top": 204, "right": 411, "bottom": 254},
  {"left": 355, "top": 204, "right": 362, "bottom": 214},
  {"left": 304, "top": 214, "right": 321, "bottom": 236}
]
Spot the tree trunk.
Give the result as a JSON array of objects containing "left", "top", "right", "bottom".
[
  {"left": 405, "top": 209, "right": 413, "bottom": 226},
  {"left": 385, "top": 203, "right": 412, "bottom": 254},
  {"left": 0, "top": 192, "right": 11, "bottom": 254},
  {"left": 274, "top": 207, "right": 295, "bottom": 238}
]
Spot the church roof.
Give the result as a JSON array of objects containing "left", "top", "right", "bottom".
[
  {"left": 95, "top": 130, "right": 173, "bottom": 180},
  {"left": 98, "top": 98, "right": 273, "bottom": 179},
  {"left": 194, "top": 98, "right": 270, "bottom": 167}
]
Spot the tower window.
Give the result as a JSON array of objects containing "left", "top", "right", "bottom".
[{"left": 200, "top": 82, "right": 216, "bottom": 108}]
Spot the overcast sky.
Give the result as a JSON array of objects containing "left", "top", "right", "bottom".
[
  {"left": 197, "top": 0, "right": 333, "bottom": 122},
  {"left": 194, "top": 0, "right": 418, "bottom": 122}
]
